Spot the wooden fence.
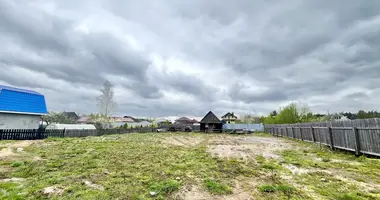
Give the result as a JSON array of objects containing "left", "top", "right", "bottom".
[
  {"left": 0, "top": 127, "right": 160, "bottom": 140},
  {"left": 264, "top": 118, "right": 380, "bottom": 157}
]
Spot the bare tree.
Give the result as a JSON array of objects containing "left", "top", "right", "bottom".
[{"left": 96, "top": 80, "right": 116, "bottom": 119}]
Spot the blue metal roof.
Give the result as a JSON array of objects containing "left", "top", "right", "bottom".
[{"left": 0, "top": 85, "right": 48, "bottom": 115}]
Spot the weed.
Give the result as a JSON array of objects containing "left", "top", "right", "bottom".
[
  {"left": 149, "top": 180, "right": 181, "bottom": 195},
  {"left": 259, "top": 184, "right": 276, "bottom": 193},
  {"left": 11, "top": 161, "right": 23, "bottom": 167},
  {"left": 204, "top": 178, "right": 232, "bottom": 195},
  {"left": 256, "top": 155, "right": 266, "bottom": 164},
  {"left": 321, "top": 157, "right": 331, "bottom": 162},
  {"left": 276, "top": 184, "right": 295, "bottom": 195}
]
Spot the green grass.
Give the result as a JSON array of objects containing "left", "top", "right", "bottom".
[
  {"left": 1, "top": 132, "right": 380, "bottom": 199},
  {"left": 204, "top": 178, "right": 232, "bottom": 194},
  {"left": 279, "top": 139, "right": 380, "bottom": 199},
  {"left": 0, "top": 133, "right": 257, "bottom": 199}
]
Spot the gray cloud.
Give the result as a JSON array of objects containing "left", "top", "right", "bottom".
[{"left": 1, "top": 0, "right": 380, "bottom": 117}]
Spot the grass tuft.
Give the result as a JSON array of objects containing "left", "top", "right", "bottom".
[{"left": 204, "top": 178, "right": 232, "bottom": 195}]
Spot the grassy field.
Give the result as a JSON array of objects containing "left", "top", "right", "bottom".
[{"left": 0, "top": 132, "right": 380, "bottom": 200}]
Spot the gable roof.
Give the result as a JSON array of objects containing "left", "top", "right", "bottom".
[
  {"left": 200, "top": 111, "right": 222, "bottom": 124},
  {"left": 63, "top": 112, "right": 79, "bottom": 120},
  {"left": 0, "top": 85, "right": 48, "bottom": 115},
  {"left": 221, "top": 112, "right": 237, "bottom": 119}
]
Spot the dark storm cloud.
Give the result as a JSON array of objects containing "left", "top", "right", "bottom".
[
  {"left": 227, "top": 83, "right": 289, "bottom": 104},
  {"left": 0, "top": 1, "right": 74, "bottom": 55},
  {"left": 0, "top": 0, "right": 380, "bottom": 116}
]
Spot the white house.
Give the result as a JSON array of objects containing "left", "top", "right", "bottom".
[{"left": 0, "top": 85, "right": 48, "bottom": 129}]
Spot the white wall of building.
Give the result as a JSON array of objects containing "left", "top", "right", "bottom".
[{"left": 0, "top": 113, "right": 41, "bottom": 129}]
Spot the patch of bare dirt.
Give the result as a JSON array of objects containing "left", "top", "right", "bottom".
[
  {"left": 83, "top": 180, "right": 104, "bottom": 190},
  {"left": 207, "top": 135, "right": 294, "bottom": 160},
  {"left": 43, "top": 186, "right": 64, "bottom": 196},
  {"left": 173, "top": 185, "right": 214, "bottom": 200},
  {"left": 0, "top": 140, "right": 44, "bottom": 159},
  {"left": 282, "top": 164, "right": 310, "bottom": 175},
  {"left": 0, "top": 177, "right": 25, "bottom": 182},
  {"left": 162, "top": 136, "right": 205, "bottom": 147},
  {"left": 173, "top": 184, "right": 253, "bottom": 200},
  {"left": 173, "top": 177, "right": 263, "bottom": 200}
]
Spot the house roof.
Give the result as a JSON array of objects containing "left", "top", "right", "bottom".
[
  {"left": 200, "top": 111, "right": 222, "bottom": 124},
  {"left": 77, "top": 116, "right": 90, "bottom": 123},
  {"left": 0, "top": 85, "right": 48, "bottom": 115},
  {"left": 221, "top": 112, "right": 237, "bottom": 119},
  {"left": 176, "top": 117, "right": 192, "bottom": 121},
  {"left": 63, "top": 112, "right": 79, "bottom": 119},
  {"left": 175, "top": 117, "right": 199, "bottom": 123},
  {"left": 113, "top": 117, "right": 134, "bottom": 122}
]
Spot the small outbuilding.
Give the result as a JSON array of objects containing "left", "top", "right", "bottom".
[
  {"left": 0, "top": 85, "right": 48, "bottom": 129},
  {"left": 200, "top": 111, "right": 223, "bottom": 133}
]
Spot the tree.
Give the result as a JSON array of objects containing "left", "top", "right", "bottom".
[
  {"left": 270, "top": 110, "right": 278, "bottom": 117},
  {"left": 96, "top": 80, "right": 116, "bottom": 120},
  {"left": 240, "top": 114, "right": 262, "bottom": 123},
  {"left": 263, "top": 102, "right": 316, "bottom": 124},
  {"left": 41, "top": 112, "right": 75, "bottom": 125}
]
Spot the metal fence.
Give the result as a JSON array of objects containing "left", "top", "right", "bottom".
[
  {"left": 223, "top": 123, "right": 264, "bottom": 131},
  {"left": 265, "top": 120, "right": 380, "bottom": 157}
]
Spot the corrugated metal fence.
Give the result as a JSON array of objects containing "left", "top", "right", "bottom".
[
  {"left": 264, "top": 118, "right": 380, "bottom": 157},
  {"left": 223, "top": 123, "right": 264, "bottom": 131}
]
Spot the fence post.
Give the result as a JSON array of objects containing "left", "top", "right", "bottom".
[
  {"left": 276, "top": 128, "right": 279, "bottom": 137},
  {"left": 285, "top": 127, "right": 289, "bottom": 138},
  {"left": 353, "top": 127, "right": 361, "bottom": 156},
  {"left": 291, "top": 127, "right": 294, "bottom": 138},
  {"left": 299, "top": 126, "right": 304, "bottom": 141},
  {"left": 62, "top": 128, "right": 66, "bottom": 138},
  {"left": 311, "top": 126, "right": 315, "bottom": 143},
  {"left": 0, "top": 129, "right": 2, "bottom": 140},
  {"left": 328, "top": 127, "right": 334, "bottom": 150}
]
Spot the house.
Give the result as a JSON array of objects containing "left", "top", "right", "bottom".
[
  {"left": 0, "top": 85, "right": 48, "bottom": 129},
  {"left": 107, "top": 116, "right": 135, "bottom": 128},
  {"left": 200, "top": 111, "right": 223, "bottom": 133},
  {"left": 77, "top": 116, "right": 91, "bottom": 124},
  {"left": 63, "top": 112, "right": 80, "bottom": 121},
  {"left": 221, "top": 112, "right": 238, "bottom": 124},
  {"left": 175, "top": 117, "right": 199, "bottom": 125},
  {"left": 123, "top": 115, "right": 137, "bottom": 121}
]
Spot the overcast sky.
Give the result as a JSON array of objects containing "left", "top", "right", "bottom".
[{"left": 1, "top": 0, "right": 380, "bottom": 118}]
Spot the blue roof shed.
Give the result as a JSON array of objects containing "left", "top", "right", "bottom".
[{"left": 0, "top": 85, "right": 48, "bottom": 115}]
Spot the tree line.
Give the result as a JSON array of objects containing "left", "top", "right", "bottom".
[{"left": 254, "top": 102, "right": 380, "bottom": 124}]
